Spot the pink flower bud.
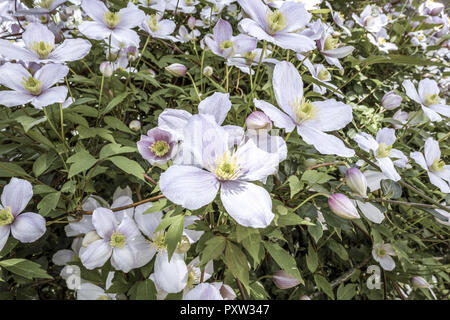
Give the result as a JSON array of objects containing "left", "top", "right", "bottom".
[
  {"left": 220, "top": 284, "right": 237, "bottom": 300},
  {"left": 272, "top": 270, "right": 300, "bottom": 289},
  {"left": 328, "top": 193, "right": 360, "bottom": 220},
  {"left": 188, "top": 16, "right": 196, "bottom": 30},
  {"left": 346, "top": 168, "right": 368, "bottom": 198},
  {"left": 246, "top": 111, "right": 272, "bottom": 130},
  {"left": 165, "top": 63, "right": 187, "bottom": 77},
  {"left": 411, "top": 276, "right": 431, "bottom": 288},
  {"left": 99, "top": 61, "right": 114, "bottom": 77},
  {"left": 381, "top": 91, "right": 402, "bottom": 110}
]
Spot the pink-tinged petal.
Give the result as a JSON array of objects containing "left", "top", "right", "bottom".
[
  {"left": 22, "top": 23, "right": 55, "bottom": 48},
  {"left": 158, "top": 108, "right": 192, "bottom": 140},
  {"left": 213, "top": 19, "right": 233, "bottom": 44},
  {"left": 31, "top": 86, "right": 68, "bottom": 109},
  {"left": 111, "top": 195, "right": 134, "bottom": 220},
  {"left": 184, "top": 283, "right": 223, "bottom": 300},
  {"left": 160, "top": 165, "right": 219, "bottom": 210},
  {"left": 418, "top": 79, "right": 440, "bottom": 101},
  {"left": 378, "top": 255, "right": 395, "bottom": 271},
  {"left": 198, "top": 92, "right": 231, "bottom": 125},
  {"left": 298, "top": 125, "right": 355, "bottom": 157},
  {"left": 0, "top": 225, "right": 11, "bottom": 253},
  {"left": 78, "top": 21, "right": 112, "bottom": 40},
  {"left": 377, "top": 157, "right": 401, "bottom": 181},
  {"left": 235, "top": 138, "right": 279, "bottom": 181},
  {"left": 79, "top": 239, "right": 112, "bottom": 270},
  {"left": 49, "top": 39, "right": 92, "bottom": 62},
  {"left": 402, "top": 80, "right": 421, "bottom": 104},
  {"left": 421, "top": 106, "right": 442, "bottom": 122},
  {"left": 254, "top": 99, "right": 296, "bottom": 132},
  {"left": 35, "top": 64, "right": 69, "bottom": 90},
  {"left": 116, "top": 2, "right": 145, "bottom": 29},
  {"left": 130, "top": 238, "right": 155, "bottom": 268},
  {"left": 364, "top": 170, "right": 390, "bottom": 192},
  {"left": 353, "top": 132, "right": 378, "bottom": 153},
  {"left": 1, "top": 178, "right": 33, "bottom": 216},
  {"left": 238, "top": 18, "right": 273, "bottom": 42},
  {"left": 11, "top": 212, "right": 46, "bottom": 243},
  {"left": 273, "top": 61, "right": 303, "bottom": 119},
  {"left": 280, "top": 2, "right": 311, "bottom": 31},
  {"left": 430, "top": 104, "right": 450, "bottom": 118},
  {"left": 424, "top": 137, "right": 441, "bottom": 167},
  {"left": 428, "top": 172, "right": 450, "bottom": 193},
  {"left": 154, "top": 251, "right": 188, "bottom": 293},
  {"left": 81, "top": 0, "right": 108, "bottom": 22},
  {"left": 117, "top": 216, "right": 141, "bottom": 240},
  {"left": 0, "top": 90, "right": 33, "bottom": 107},
  {"left": 308, "top": 99, "right": 353, "bottom": 132},
  {"left": 111, "top": 28, "right": 141, "bottom": 47},
  {"left": 233, "top": 34, "right": 257, "bottom": 54},
  {"left": 322, "top": 46, "right": 355, "bottom": 58},
  {"left": 356, "top": 200, "right": 385, "bottom": 224},
  {"left": 220, "top": 180, "right": 274, "bottom": 228},
  {"left": 77, "top": 283, "right": 108, "bottom": 300},
  {"left": 273, "top": 33, "right": 316, "bottom": 53},
  {"left": 0, "top": 62, "right": 31, "bottom": 92},
  {"left": 410, "top": 152, "right": 428, "bottom": 171},
  {"left": 92, "top": 207, "right": 118, "bottom": 240},
  {"left": 0, "top": 39, "right": 38, "bottom": 62},
  {"left": 376, "top": 128, "right": 396, "bottom": 146},
  {"left": 111, "top": 246, "right": 136, "bottom": 272},
  {"left": 134, "top": 203, "right": 163, "bottom": 238},
  {"left": 237, "top": 0, "right": 268, "bottom": 27}
]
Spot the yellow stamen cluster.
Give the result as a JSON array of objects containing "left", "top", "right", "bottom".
[
  {"left": 266, "top": 10, "right": 286, "bottom": 35},
  {"left": 430, "top": 159, "right": 445, "bottom": 172},
  {"left": 150, "top": 140, "right": 170, "bottom": 157},
  {"left": 21, "top": 76, "right": 43, "bottom": 95},
  {"left": 243, "top": 51, "right": 257, "bottom": 65},
  {"left": 212, "top": 151, "right": 240, "bottom": 181},
  {"left": 31, "top": 41, "right": 55, "bottom": 59},
  {"left": 38, "top": 0, "right": 53, "bottom": 9},
  {"left": 105, "top": 11, "right": 120, "bottom": 28},
  {"left": 176, "top": 235, "right": 191, "bottom": 254},
  {"left": 424, "top": 93, "right": 440, "bottom": 106},
  {"left": 324, "top": 36, "right": 339, "bottom": 51},
  {"left": 376, "top": 143, "right": 392, "bottom": 158},
  {"left": 110, "top": 231, "right": 126, "bottom": 248},
  {"left": 378, "top": 37, "right": 386, "bottom": 46},
  {"left": 186, "top": 265, "right": 201, "bottom": 289},
  {"left": 0, "top": 206, "right": 14, "bottom": 227},
  {"left": 376, "top": 247, "right": 387, "bottom": 257},
  {"left": 292, "top": 97, "right": 317, "bottom": 123},
  {"left": 147, "top": 14, "right": 159, "bottom": 32},
  {"left": 220, "top": 40, "right": 234, "bottom": 51},
  {"left": 317, "top": 68, "right": 329, "bottom": 81},
  {"left": 151, "top": 231, "right": 167, "bottom": 252}
]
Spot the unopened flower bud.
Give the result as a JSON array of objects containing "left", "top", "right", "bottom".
[
  {"left": 82, "top": 231, "right": 101, "bottom": 247},
  {"left": 188, "top": 16, "right": 196, "bottom": 30},
  {"left": 176, "top": 235, "right": 191, "bottom": 254},
  {"left": 346, "top": 168, "right": 368, "bottom": 198},
  {"left": 299, "top": 295, "right": 311, "bottom": 300},
  {"left": 148, "top": 68, "right": 156, "bottom": 78},
  {"left": 246, "top": 111, "right": 272, "bottom": 130},
  {"left": 220, "top": 284, "right": 237, "bottom": 300},
  {"left": 381, "top": 91, "right": 402, "bottom": 110},
  {"left": 272, "top": 270, "right": 300, "bottom": 289},
  {"left": 328, "top": 193, "right": 360, "bottom": 220},
  {"left": 411, "top": 276, "right": 431, "bottom": 288},
  {"left": 129, "top": 120, "right": 141, "bottom": 131},
  {"left": 165, "top": 63, "right": 187, "bottom": 77},
  {"left": 100, "top": 61, "right": 114, "bottom": 77},
  {"left": 203, "top": 66, "right": 213, "bottom": 77}
]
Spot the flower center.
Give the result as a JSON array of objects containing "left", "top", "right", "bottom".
[
  {"left": 147, "top": 14, "right": 159, "bottom": 32},
  {"left": 176, "top": 235, "right": 191, "bottom": 254},
  {"left": 151, "top": 231, "right": 167, "bottom": 252},
  {"left": 110, "top": 231, "right": 126, "bottom": 248},
  {"left": 378, "top": 37, "right": 386, "bottom": 45},
  {"left": 185, "top": 0, "right": 193, "bottom": 5},
  {"left": 21, "top": 76, "right": 43, "bottom": 95},
  {"left": 266, "top": 10, "right": 286, "bottom": 35},
  {"left": 31, "top": 41, "right": 55, "bottom": 59},
  {"left": 212, "top": 151, "right": 240, "bottom": 181},
  {"left": 243, "top": 51, "right": 257, "bottom": 65},
  {"left": 430, "top": 159, "right": 445, "bottom": 172},
  {"left": 104, "top": 11, "right": 120, "bottom": 28},
  {"left": 186, "top": 266, "right": 200, "bottom": 289},
  {"left": 220, "top": 40, "right": 234, "bottom": 51},
  {"left": 38, "top": 0, "right": 53, "bottom": 9},
  {"left": 96, "top": 295, "right": 112, "bottom": 300},
  {"left": 0, "top": 206, "right": 14, "bottom": 227},
  {"left": 293, "top": 97, "right": 317, "bottom": 123},
  {"left": 376, "top": 143, "right": 392, "bottom": 158},
  {"left": 424, "top": 93, "right": 440, "bottom": 106},
  {"left": 317, "top": 68, "right": 329, "bottom": 81},
  {"left": 324, "top": 36, "right": 338, "bottom": 51},
  {"left": 376, "top": 248, "right": 387, "bottom": 257},
  {"left": 150, "top": 140, "right": 170, "bottom": 157}
]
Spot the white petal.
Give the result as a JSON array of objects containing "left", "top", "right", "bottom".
[
  {"left": 307, "top": 99, "right": 353, "bottom": 132},
  {"left": 1, "top": 178, "right": 33, "bottom": 216},
  {"left": 184, "top": 283, "right": 223, "bottom": 300},
  {"left": 377, "top": 157, "right": 401, "bottom": 181},
  {"left": 52, "top": 249, "right": 75, "bottom": 266},
  {"left": 49, "top": 39, "right": 92, "bottom": 62},
  {"left": 79, "top": 239, "right": 112, "bottom": 270},
  {"left": 11, "top": 212, "right": 46, "bottom": 243},
  {"left": 410, "top": 152, "right": 427, "bottom": 171},
  {"left": 92, "top": 207, "right": 118, "bottom": 240},
  {"left": 198, "top": 92, "right": 231, "bottom": 125},
  {"left": 0, "top": 225, "right": 11, "bottom": 253},
  {"left": 298, "top": 125, "right": 355, "bottom": 157},
  {"left": 428, "top": 172, "right": 450, "bottom": 193},
  {"left": 154, "top": 251, "right": 188, "bottom": 293},
  {"left": 356, "top": 200, "right": 385, "bottom": 224},
  {"left": 111, "top": 246, "right": 136, "bottom": 273},
  {"left": 273, "top": 61, "right": 302, "bottom": 119},
  {"left": 402, "top": 80, "right": 421, "bottom": 104},
  {"left": 376, "top": 128, "right": 396, "bottom": 145},
  {"left": 134, "top": 203, "right": 163, "bottom": 238},
  {"left": 424, "top": 137, "right": 440, "bottom": 167},
  {"left": 254, "top": 99, "right": 295, "bottom": 132}
]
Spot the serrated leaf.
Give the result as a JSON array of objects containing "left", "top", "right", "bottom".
[
  {"left": 200, "top": 236, "right": 226, "bottom": 266},
  {"left": 264, "top": 242, "right": 303, "bottom": 284},
  {"left": 0, "top": 259, "right": 52, "bottom": 280},
  {"left": 224, "top": 241, "right": 250, "bottom": 290},
  {"left": 108, "top": 156, "right": 145, "bottom": 181},
  {"left": 135, "top": 279, "right": 157, "bottom": 300}
]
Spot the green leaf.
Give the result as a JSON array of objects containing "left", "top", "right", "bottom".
[
  {"left": 108, "top": 156, "right": 145, "bottom": 181},
  {"left": 224, "top": 241, "right": 250, "bottom": 290},
  {"left": 33, "top": 153, "right": 53, "bottom": 177},
  {"left": 328, "top": 239, "right": 349, "bottom": 261},
  {"left": 15, "top": 115, "right": 47, "bottom": 133},
  {"left": 143, "top": 198, "right": 168, "bottom": 214},
  {"left": 135, "top": 279, "right": 157, "bottom": 300},
  {"left": 337, "top": 283, "right": 357, "bottom": 300},
  {"left": 277, "top": 213, "right": 314, "bottom": 227},
  {"left": 308, "top": 222, "right": 323, "bottom": 243},
  {"left": 301, "top": 170, "right": 333, "bottom": 185},
  {"left": 0, "top": 162, "right": 29, "bottom": 178},
  {"left": 165, "top": 215, "right": 184, "bottom": 260},
  {"left": 99, "top": 143, "right": 136, "bottom": 159},
  {"left": 67, "top": 150, "right": 97, "bottom": 178},
  {"left": 235, "top": 225, "right": 262, "bottom": 267},
  {"left": 200, "top": 236, "right": 226, "bottom": 266},
  {"left": 37, "top": 192, "right": 61, "bottom": 216},
  {"left": 102, "top": 92, "right": 130, "bottom": 114},
  {"left": 264, "top": 242, "right": 303, "bottom": 284},
  {"left": 306, "top": 243, "right": 318, "bottom": 273},
  {"left": 287, "top": 176, "right": 303, "bottom": 198},
  {"left": 0, "top": 259, "right": 52, "bottom": 280},
  {"left": 104, "top": 116, "right": 133, "bottom": 134},
  {"left": 380, "top": 179, "right": 402, "bottom": 199},
  {"left": 314, "top": 274, "right": 334, "bottom": 299}
]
